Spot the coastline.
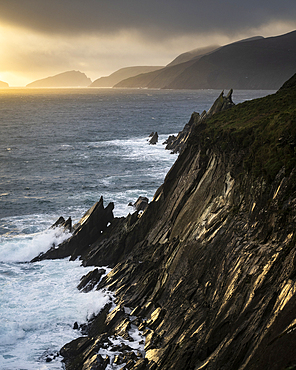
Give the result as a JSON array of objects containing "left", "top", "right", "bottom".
[{"left": 33, "top": 73, "right": 296, "bottom": 370}]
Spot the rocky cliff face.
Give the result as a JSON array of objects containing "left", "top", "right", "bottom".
[
  {"left": 164, "top": 89, "right": 234, "bottom": 154},
  {"left": 34, "top": 74, "right": 296, "bottom": 370}
]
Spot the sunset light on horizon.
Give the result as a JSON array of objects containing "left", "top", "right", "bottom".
[{"left": 0, "top": 1, "right": 296, "bottom": 86}]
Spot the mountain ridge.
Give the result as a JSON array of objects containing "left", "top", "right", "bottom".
[
  {"left": 26, "top": 70, "right": 92, "bottom": 88},
  {"left": 115, "top": 31, "right": 296, "bottom": 90},
  {"left": 90, "top": 66, "right": 164, "bottom": 88}
]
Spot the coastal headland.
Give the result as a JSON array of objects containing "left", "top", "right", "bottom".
[{"left": 33, "top": 73, "right": 296, "bottom": 369}]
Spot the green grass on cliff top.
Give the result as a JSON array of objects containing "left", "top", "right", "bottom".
[{"left": 201, "top": 74, "right": 296, "bottom": 182}]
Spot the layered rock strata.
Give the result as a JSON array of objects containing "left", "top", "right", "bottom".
[{"left": 34, "top": 74, "right": 296, "bottom": 370}]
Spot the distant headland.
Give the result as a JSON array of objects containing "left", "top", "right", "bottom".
[
  {"left": 114, "top": 31, "right": 296, "bottom": 90},
  {"left": 26, "top": 70, "right": 92, "bottom": 88},
  {"left": 16, "top": 30, "right": 296, "bottom": 90},
  {"left": 90, "top": 66, "right": 164, "bottom": 88},
  {"left": 0, "top": 80, "right": 9, "bottom": 88}
]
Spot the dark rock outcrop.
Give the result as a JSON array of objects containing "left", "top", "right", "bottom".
[
  {"left": 31, "top": 196, "right": 114, "bottom": 262},
  {"left": 164, "top": 89, "right": 234, "bottom": 153},
  {"left": 77, "top": 268, "right": 106, "bottom": 293},
  {"left": 149, "top": 132, "right": 158, "bottom": 145},
  {"left": 33, "top": 74, "right": 296, "bottom": 370},
  {"left": 128, "top": 196, "right": 149, "bottom": 212},
  {"left": 51, "top": 216, "right": 72, "bottom": 232}
]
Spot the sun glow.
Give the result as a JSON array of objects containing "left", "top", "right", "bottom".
[{"left": 0, "top": 18, "right": 295, "bottom": 87}]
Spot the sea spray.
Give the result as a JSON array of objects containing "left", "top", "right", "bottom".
[
  {"left": 0, "top": 227, "right": 71, "bottom": 263},
  {"left": 0, "top": 257, "right": 113, "bottom": 369}
]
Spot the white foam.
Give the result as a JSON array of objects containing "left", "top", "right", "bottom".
[
  {"left": 0, "top": 259, "right": 112, "bottom": 369},
  {"left": 90, "top": 135, "right": 177, "bottom": 163},
  {"left": 0, "top": 227, "right": 71, "bottom": 263},
  {"left": 98, "top": 322, "right": 145, "bottom": 370}
]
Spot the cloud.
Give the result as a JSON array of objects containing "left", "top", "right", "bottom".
[
  {"left": 0, "top": 0, "right": 296, "bottom": 41},
  {"left": 1, "top": 1, "right": 296, "bottom": 86}
]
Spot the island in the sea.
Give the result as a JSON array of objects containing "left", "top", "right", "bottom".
[{"left": 26, "top": 70, "right": 92, "bottom": 88}]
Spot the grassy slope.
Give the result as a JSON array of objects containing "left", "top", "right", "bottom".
[{"left": 196, "top": 74, "right": 296, "bottom": 182}]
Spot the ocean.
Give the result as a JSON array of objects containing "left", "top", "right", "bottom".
[{"left": 0, "top": 87, "right": 274, "bottom": 369}]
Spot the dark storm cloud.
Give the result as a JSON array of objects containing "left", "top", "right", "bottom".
[{"left": 0, "top": 0, "right": 295, "bottom": 39}]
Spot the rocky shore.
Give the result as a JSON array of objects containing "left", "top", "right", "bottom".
[{"left": 33, "top": 73, "right": 296, "bottom": 370}]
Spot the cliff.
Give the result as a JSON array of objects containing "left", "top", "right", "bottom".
[
  {"left": 115, "top": 31, "right": 296, "bottom": 90},
  {"left": 26, "top": 70, "right": 92, "bottom": 88},
  {"left": 33, "top": 73, "right": 296, "bottom": 369}
]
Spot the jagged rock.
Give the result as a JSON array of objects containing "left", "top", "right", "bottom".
[
  {"left": 128, "top": 196, "right": 149, "bottom": 212},
  {"left": 33, "top": 75, "right": 296, "bottom": 370},
  {"left": 149, "top": 132, "right": 158, "bottom": 145},
  {"left": 50, "top": 216, "right": 72, "bottom": 232},
  {"left": 132, "top": 358, "right": 149, "bottom": 370},
  {"left": 164, "top": 89, "right": 234, "bottom": 153},
  {"left": 73, "top": 322, "right": 79, "bottom": 330},
  {"left": 31, "top": 196, "right": 114, "bottom": 262},
  {"left": 146, "top": 307, "right": 166, "bottom": 330},
  {"left": 60, "top": 337, "right": 91, "bottom": 360},
  {"left": 81, "top": 353, "right": 107, "bottom": 370},
  {"left": 77, "top": 268, "right": 106, "bottom": 293},
  {"left": 105, "top": 305, "right": 125, "bottom": 330},
  {"left": 206, "top": 88, "right": 234, "bottom": 116},
  {"left": 63, "top": 217, "right": 72, "bottom": 232},
  {"left": 51, "top": 216, "right": 66, "bottom": 228}
]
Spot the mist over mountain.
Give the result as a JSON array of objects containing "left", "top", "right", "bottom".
[
  {"left": 115, "top": 31, "right": 296, "bottom": 90},
  {"left": 26, "top": 71, "right": 92, "bottom": 88},
  {"left": 113, "top": 46, "right": 220, "bottom": 89},
  {"left": 0, "top": 80, "right": 9, "bottom": 88},
  {"left": 90, "top": 66, "right": 163, "bottom": 88},
  {"left": 166, "top": 45, "right": 220, "bottom": 67}
]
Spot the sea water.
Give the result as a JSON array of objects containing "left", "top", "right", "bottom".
[{"left": 0, "top": 88, "right": 275, "bottom": 369}]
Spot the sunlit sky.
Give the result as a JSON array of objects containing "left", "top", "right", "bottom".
[{"left": 0, "top": 1, "right": 296, "bottom": 86}]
